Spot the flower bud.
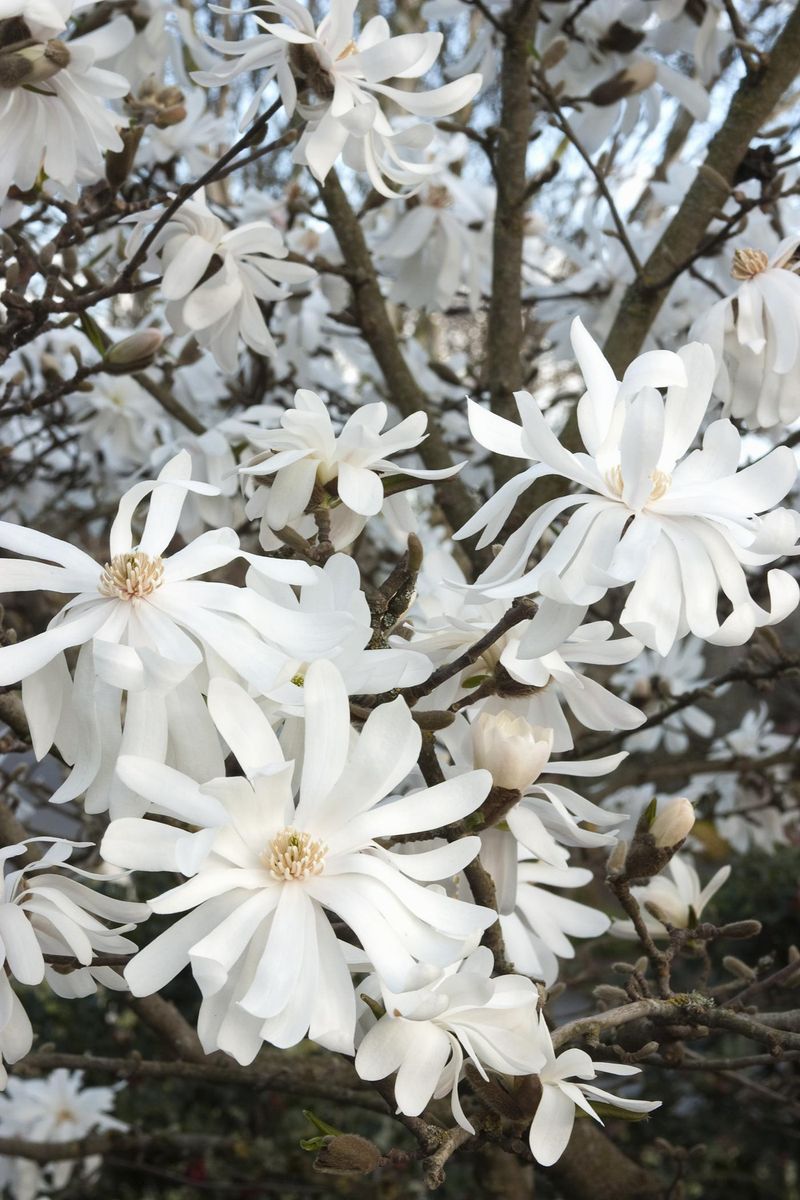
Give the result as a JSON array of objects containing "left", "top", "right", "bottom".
[
  {"left": 0, "top": 39, "right": 70, "bottom": 89},
  {"left": 541, "top": 35, "right": 568, "bottom": 71},
  {"left": 650, "top": 797, "right": 695, "bottom": 848},
  {"left": 103, "top": 329, "right": 163, "bottom": 374},
  {"left": 588, "top": 60, "right": 657, "bottom": 107},
  {"left": 313, "top": 1134, "right": 383, "bottom": 1175},
  {"left": 471, "top": 710, "right": 553, "bottom": 792}
]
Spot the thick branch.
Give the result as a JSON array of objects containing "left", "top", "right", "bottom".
[
  {"left": 318, "top": 170, "right": 477, "bottom": 537},
  {"left": 16, "top": 1050, "right": 382, "bottom": 1111},
  {"left": 484, "top": 0, "right": 541, "bottom": 456}
]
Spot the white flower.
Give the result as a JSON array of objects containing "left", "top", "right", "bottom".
[
  {"left": 528, "top": 1014, "right": 660, "bottom": 1166},
  {"left": 101, "top": 660, "right": 494, "bottom": 1060},
  {"left": 371, "top": 136, "right": 493, "bottom": 311},
  {"left": 457, "top": 318, "right": 800, "bottom": 654},
  {"left": 411, "top": 549, "right": 644, "bottom": 751},
  {"left": 0, "top": 2, "right": 133, "bottom": 203},
  {"left": 539, "top": 0, "right": 709, "bottom": 155},
  {"left": 691, "top": 236, "right": 800, "bottom": 427},
  {"left": 610, "top": 853, "right": 731, "bottom": 938},
  {"left": 125, "top": 195, "right": 316, "bottom": 373},
  {"left": 75, "top": 373, "right": 173, "bottom": 471},
  {"left": 0, "top": 839, "right": 147, "bottom": 1086},
  {"left": 355, "top": 947, "right": 543, "bottom": 1131},
  {"left": 0, "top": 1068, "right": 125, "bottom": 1199},
  {"left": 701, "top": 705, "right": 795, "bottom": 853},
  {"left": 471, "top": 711, "right": 553, "bottom": 792},
  {"left": 0, "top": 450, "right": 346, "bottom": 814},
  {"left": 247, "top": 552, "right": 432, "bottom": 708},
  {"left": 240, "top": 389, "right": 460, "bottom": 549},
  {"left": 479, "top": 829, "right": 610, "bottom": 987},
  {"left": 0, "top": 1069, "right": 125, "bottom": 1140},
  {"left": 195, "top": 0, "right": 481, "bottom": 196}
]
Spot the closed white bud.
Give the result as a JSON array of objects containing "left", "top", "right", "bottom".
[
  {"left": 471, "top": 710, "right": 554, "bottom": 792},
  {"left": 650, "top": 797, "right": 695, "bottom": 848}
]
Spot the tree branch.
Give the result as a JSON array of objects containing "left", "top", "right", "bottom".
[
  {"left": 318, "top": 170, "right": 478, "bottom": 538},
  {"left": 602, "top": 2, "right": 800, "bottom": 373}
]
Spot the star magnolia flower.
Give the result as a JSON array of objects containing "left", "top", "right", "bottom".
[
  {"left": 478, "top": 829, "right": 610, "bottom": 987},
  {"left": 0, "top": 450, "right": 347, "bottom": 813},
  {"left": 0, "top": 1, "right": 133, "bottom": 203},
  {"left": 699, "top": 706, "right": 794, "bottom": 853},
  {"left": 610, "top": 854, "right": 731, "bottom": 939},
  {"left": 0, "top": 1068, "right": 125, "bottom": 1140},
  {"left": 691, "top": 236, "right": 800, "bottom": 427},
  {"left": 241, "top": 389, "right": 461, "bottom": 549},
  {"left": 247, "top": 552, "right": 432, "bottom": 709},
  {"left": 195, "top": 0, "right": 481, "bottom": 196},
  {"left": 539, "top": 0, "right": 709, "bottom": 155},
  {"left": 125, "top": 196, "right": 316, "bottom": 373},
  {"left": 101, "top": 660, "right": 494, "bottom": 1060},
  {"left": 471, "top": 710, "right": 554, "bottom": 793},
  {"left": 529, "top": 1014, "right": 661, "bottom": 1166},
  {"left": 0, "top": 1068, "right": 125, "bottom": 1198},
  {"left": 456, "top": 318, "right": 800, "bottom": 654},
  {"left": 355, "top": 947, "right": 543, "bottom": 1131},
  {"left": 371, "top": 135, "right": 494, "bottom": 311},
  {"left": 411, "top": 549, "right": 644, "bottom": 751},
  {"left": 0, "top": 838, "right": 147, "bottom": 1086}
]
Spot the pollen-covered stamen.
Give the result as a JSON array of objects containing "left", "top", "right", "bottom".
[
  {"left": 606, "top": 465, "right": 672, "bottom": 503},
  {"left": 648, "top": 468, "right": 671, "bottom": 502},
  {"left": 264, "top": 827, "right": 327, "bottom": 881},
  {"left": 731, "top": 247, "right": 769, "bottom": 281},
  {"left": 99, "top": 551, "right": 165, "bottom": 600}
]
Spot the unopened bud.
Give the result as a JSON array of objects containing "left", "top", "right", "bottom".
[
  {"left": 471, "top": 710, "right": 553, "bottom": 792},
  {"left": 154, "top": 102, "right": 187, "bottom": 128},
  {"left": 594, "top": 983, "right": 630, "bottom": 1006},
  {"left": 598, "top": 21, "right": 645, "bottom": 55},
  {"left": 541, "top": 35, "right": 568, "bottom": 71},
  {"left": 650, "top": 798, "right": 695, "bottom": 848},
  {"left": 313, "top": 1134, "right": 382, "bottom": 1175},
  {"left": 722, "top": 955, "right": 756, "bottom": 981},
  {"left": 103, "top": 329, "right": 163, "bottom": 374},
  {"left": 588, "top": 60, "right": 657, "bottom": 107},
  {"left": 0, "top": 39, "right": 70, "bottom": 89}
]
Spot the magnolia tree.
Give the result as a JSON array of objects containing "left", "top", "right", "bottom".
[{"left": 0, "top": 0, "right": 799, "bottom": 1196}]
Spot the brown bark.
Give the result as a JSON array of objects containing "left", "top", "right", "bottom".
[
  {"left": 319, "top": 170, "right": 478, "bottom": 537},
  {"left": 484, "top": 0, "right": 541, "bottom": 472}
]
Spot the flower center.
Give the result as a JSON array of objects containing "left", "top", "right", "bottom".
[
  {"left": 731, "top": 247, "right": 769, "bottom": 281},
  {"left": 606, "top": 466, "right": 671, "bottom": 503},
  {"left": 99, "top": 551, "right": 165, "bottom": 600},
  {"left": 264, "top": 827, "right": 327, "bottom": 881}
]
